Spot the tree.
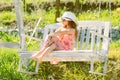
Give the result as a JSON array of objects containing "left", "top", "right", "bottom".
[
  {"left": 55, "top": 0, "right": 60, "bottom": 22},
  {"left": 74, "top": 0, "right": 80, "bottom": 15}
]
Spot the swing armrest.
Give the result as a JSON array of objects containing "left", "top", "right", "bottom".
[
  {"left": 21, "top": 34, "right": 42, "bottom": 42},
  {"left": 90, "top": 31, "right": 111, "bottom": 41}
]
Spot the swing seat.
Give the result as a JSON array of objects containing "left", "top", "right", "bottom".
[{"left": 18, "top": 21, "right": 111, "bottom": 75}]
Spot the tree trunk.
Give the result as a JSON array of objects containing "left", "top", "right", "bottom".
[
  {"left": 55, "top": 0, "right": 60, "bottom": 22},
  {"left": 75, "top": 0, "right": 80, "bottom": 15}
]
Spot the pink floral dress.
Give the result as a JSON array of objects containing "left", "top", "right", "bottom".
[{"left": 51, "top": 34, "right": 74, "bottom": 50}]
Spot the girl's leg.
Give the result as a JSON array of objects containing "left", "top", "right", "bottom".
[
  {"left": 50, "top": 58, "right": 61, "bottom": 64},
  {"left": 36, "top": 43, "right": 61, "bottom": 64},
  {"left": 36, "top": 43, "right": 57, "bottom": 62},
  {"left": 30, "top": 47, "right": 46, "bottom": 59},
  {"left": 30, "top": 36, "right": 54, "bottom": 59}
]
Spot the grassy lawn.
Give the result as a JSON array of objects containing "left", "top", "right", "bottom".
[
  {"left": 0, "top": 0, "right": 120, "bottom": 79},
  {"left": 0, "top": 40, "right": 120, "bottom": 80}
]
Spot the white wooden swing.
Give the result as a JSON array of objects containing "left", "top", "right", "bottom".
[
  {"left": 18, "top": 21, "right": 111, "bottom": 75},
  {"left": 13, "top": 0, "right": 111, "bottom": 75}
]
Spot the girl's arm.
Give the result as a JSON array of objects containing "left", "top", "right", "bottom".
[
  {"left": 48, "top": 27, "right": 62, "bottom": 37},
  {"left": 53, "top": 28, "right": 75, "bottom": 36}
]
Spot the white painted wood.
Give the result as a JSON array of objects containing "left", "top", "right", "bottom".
[
  {"left": 14, "top": 0, "right": 26, "bottom": 51},
  {"left": 90, "top": 31, "right": 111, "bottom": 40},
  {"left": 19, "top": 50, "right": 106, "bottom": 61},
  {"left": 27, "top": 17, "right": 41, "bottom": 45},
  {"left": 77, "top": 21, "right": 106, "bottom": 27},
  {"left": 90, "top": 29, "right": 96, "bottom": 50},
  {"left": 0, "top": 42, "right": 19, "bottom": 48},
  {"left": 85, "top": 28, "right": 90, "bottom": 49},
  {"left": 101, "top": 22, "right": 110, "bottom": 55},
  {"left": 96, "top": 27, "right": 102, "bottom": 51},
  {"left": 18, "top": 21, "right": 110, "bottom": 75},
  {"left": 80, "top": 28, "right": 85, "bottom": 50}
]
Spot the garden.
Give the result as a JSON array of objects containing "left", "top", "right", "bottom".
[{"left": 0, "top": 0, "right": 120, "bottom": 80}]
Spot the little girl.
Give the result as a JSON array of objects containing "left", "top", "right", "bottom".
[{"left": 30, "top": 11, "right": 78, "bottom": 64}]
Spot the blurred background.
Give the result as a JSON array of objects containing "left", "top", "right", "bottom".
[{"left": 0, "top": 0, "right": 120, "bottom": 80}]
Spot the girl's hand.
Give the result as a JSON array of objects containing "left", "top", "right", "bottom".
[
  {"left": 46, "top": 33, "right": 54, "bottom": 41},
  {"left": 48, "top": 33, "right": 55, "bottom": 37}
]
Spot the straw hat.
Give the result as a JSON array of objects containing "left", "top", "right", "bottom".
[{"left": 57, "top": 11, "right": 78, "bottom": 25}]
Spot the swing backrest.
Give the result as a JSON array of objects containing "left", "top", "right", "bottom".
[
  {"left": 41, "top": 21, "right": 110, "bottom": 55},
  {"left": 77, "top": 21, "right": 110, "bottom": 55}
]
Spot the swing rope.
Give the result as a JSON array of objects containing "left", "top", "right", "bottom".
[
  {"left": 108, "top": 0, "right": 112, "bottom": 42},
  {"left": 23, "top": 0, "right": 42, "bottom": 45},
  {"left": 98, "top": 0, "right": 112, "bottom": 42},
  {"left": 98, "top": 0, "right": 102, "bottom": 20},
  {"left": 27, "top": 17, "right": 41, "bottom": 45}
]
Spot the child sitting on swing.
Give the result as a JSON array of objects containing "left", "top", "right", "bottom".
[{"left": 30, "top": 11, "right": 78, "bottom": 64}]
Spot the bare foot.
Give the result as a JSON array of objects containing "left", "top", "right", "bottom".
[
  {"left": 36, "top": 57, "right": 43, "bottom": 63},
  {"left": 50, "top": 58, "right": 61, "bottom": 64}
]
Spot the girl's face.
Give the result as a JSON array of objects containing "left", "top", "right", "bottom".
[{"left": 62, "top": 19, "right": 69, "bottom": 26}]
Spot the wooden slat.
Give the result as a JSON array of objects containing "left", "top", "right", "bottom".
[
  {"left": 76, "top": 28, "right": 81, "bottom": 49},
  {"left": 102, "top": 22, "right": 110, "bottom": 54},
  {"left": 90, "top": 31, "right": 111, "bottom": 40},
  {"left": 90, "top": 29, "right": 96, "bottom": 50},
  {"left": 85, "top": 28, "right": 90, "bottom": 49},
  {"left": 89, "top": 71, "right": 106, "bottom": 75},
  {"left": 19, "top": 50, "right": 105, "bottom": 62},
  {"left": 79, "top": 28, "right": 85, "bottom": 50},
  {"left": 0, "top": 42, "right": 19, "bottom": 48},
  {"left": 96, "top": 27, "right": 102, "bottom": 51},
  {"left": 78, "top": 21, "right": 106, "bottom": 27},
  {"left": 50, "top": 28, "right": 54, "bottom": 34},
  {"left": 18, "top": 71, "right": 38, "bottom": 74}
]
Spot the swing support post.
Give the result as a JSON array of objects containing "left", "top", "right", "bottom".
[{"left": 14, "top": 0, "right": 26, "bottom": 51}]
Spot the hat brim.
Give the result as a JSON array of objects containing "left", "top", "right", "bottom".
[
  {"left": 57, "top": 17, "right": 62, "bottom": 22},
  {"left": 57, "top": 17, "right": 78, "bottom": 26}
]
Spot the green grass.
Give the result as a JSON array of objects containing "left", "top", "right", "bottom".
[
  {"left": 78, "top": 9, "right": 120, "bottom": 26},
  {"left": 0, "top": 48, "right": 26, "bottom": 79},
  {"left": 1, "top": 0, "right": 120, "bottom": 4},
  {"left": 0, "top": 31, "right": 19, "bottom": 42},
  {"left": 0, "top": 40, "right": 120, "bottom": 80},
  {"left": 0, "top": 9, "right": 120, "bottom": 29},
  {"left": 0, "top": 11, "right": 16, "bottom": 27},
  {"left": 0, "top": 0, "right": 120, "bottom": 79},
  {"left": 0, "top": 0, "right": 13, "bottom": 3}
]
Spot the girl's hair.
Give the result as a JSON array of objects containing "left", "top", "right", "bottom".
[{"left": 68, "top": 21, "right": 78, "bottom": 39}]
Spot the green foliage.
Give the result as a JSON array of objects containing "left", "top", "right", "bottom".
[
  {"left": 0, "top": 0, "right": 13, "bottom": 4},
  {"left": 0, "top": 40, "right": 120, "bottom": 80},
  {"left": 111, "top": 8, "right": 120, "bottom": 26},
  {"left": 78, "top": 9, "right": 120, "bottom": 26},
  {"left": 0, "top": 0, "right": 120, "bottom": 79},
  {"left": 1, "top": 10, "right": 119, "bottom": 29},
  {"left": 110, "top": 40, "right": 120, "bottom": 50},
  {"left": 0, "top": 48, "right": 30, "bottom": 79},
  {"left": 0, "top": 11, "right": 16, "bottom": 25},
  {"left": 0, "top": 31, "right": 19, "bottom": 42}
]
